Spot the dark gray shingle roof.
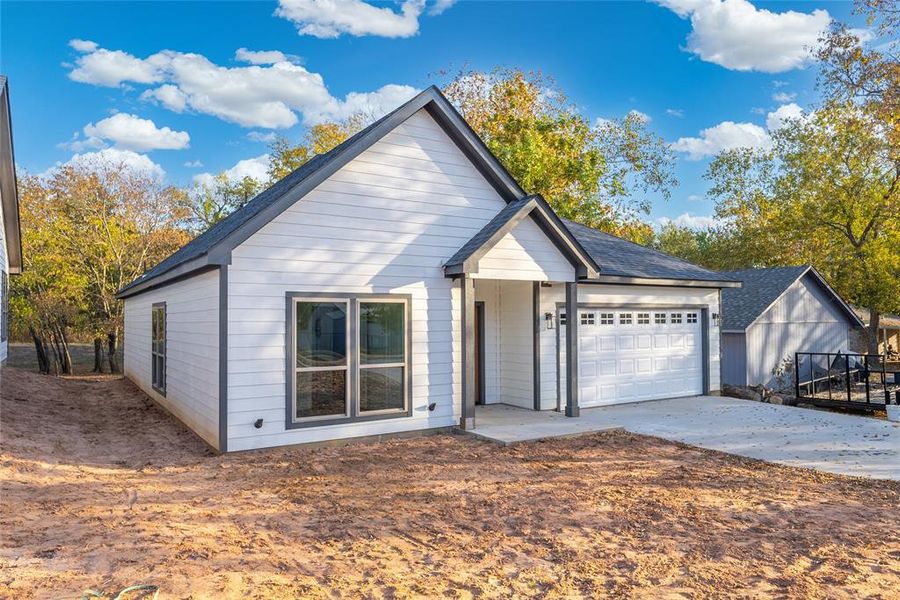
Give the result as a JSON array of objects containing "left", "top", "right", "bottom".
[
  {"left": 563, "top": 219, "right": 736, "bottom": 283},
  {"left": 719, "top": 266, "right": 810, "bottom": 330}
]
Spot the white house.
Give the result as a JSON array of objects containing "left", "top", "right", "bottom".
[
  {"left": 118, "top": 87, "right": 739, "bottom": 452},
  {"left": 720, "top": 265, "right": 864, "bottom": 388},
  {"left": 0, "top": 76, "right": 23, "bottom": 364}
]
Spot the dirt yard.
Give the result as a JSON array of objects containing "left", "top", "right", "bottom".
[{"left": 1, "top": 367, "right": 898, "bottom": 599}]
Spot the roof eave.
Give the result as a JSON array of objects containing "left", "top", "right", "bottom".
[
  {"left": 586, "top": 275, "right": 742, "bottom": 288},
  {"left": 116, "top": 254, "right": 221, "bottom": 299},
  {"left": 0, "top": 77, "right": 22, "bottom": 274}
]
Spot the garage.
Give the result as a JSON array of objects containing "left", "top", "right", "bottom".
[{"left": 559, "top": 308, "right": 705, "bottom": 407}]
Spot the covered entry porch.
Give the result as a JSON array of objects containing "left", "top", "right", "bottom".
[{"left": 442, "top": 194, "right": 601, "bottom": 429}]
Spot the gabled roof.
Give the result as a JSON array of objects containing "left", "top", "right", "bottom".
[
  {"left": 0, "top": 76, "right": 22, "bottom": 274},
  {"left": 117, "top": 85, "right": 528, "bottom": 299},
  {"left": 720, "top": 265, "right": 865, "bottom": 331},
  {"left": 443, "top": 195, "right": 600, "bottom": 279},
  {"left": 564, "top": 220, "right": 740, "bottom": 287}
]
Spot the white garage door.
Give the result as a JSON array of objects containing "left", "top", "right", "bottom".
[{"left": 560, "top": 308, "right": 704, "bottom": 407}]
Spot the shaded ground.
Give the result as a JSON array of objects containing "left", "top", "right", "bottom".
[
  {"left": 1, "top": 367, "right": 898, "bottom": 599},
  {"left": 6, "top": 343, "right": 124, "bottom": 375}
]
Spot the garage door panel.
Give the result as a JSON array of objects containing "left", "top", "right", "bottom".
[{"left": 560, "top": 307, "right": 704, "bottom": 408}]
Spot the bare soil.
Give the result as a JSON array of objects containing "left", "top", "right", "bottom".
[{"left": 1, "top": 367, "right": 898, "bottom": 599}]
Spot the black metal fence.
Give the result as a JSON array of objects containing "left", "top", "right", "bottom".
[{"left": 794, "top": 352, "right": 900, "bottom": 411}]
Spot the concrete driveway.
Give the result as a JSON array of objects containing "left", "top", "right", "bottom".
[
  {"left": 473, "top": 397, "right": 900, "bottom": 480},
  {"left": 591, "top": 396, "right": 899, "bottom": 480}
]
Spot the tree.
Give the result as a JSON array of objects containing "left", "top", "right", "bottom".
[
  {"left": 13, "top": 162, "right": 190, "bottom": 373},
  {"left": 267, "top": 120, "right": 362, "bottom": 182},
  {"left": 441, "top": 68, "right": 675, "bottom": 241},
  {"left": 10, "top": 174, "right": 85, "bottom": 374},
  {"left": 184, "top": 173, "right": 262, "bottom": 232},
  {"left": 705, "top": 102, "right": 900, "bottom": 354}
]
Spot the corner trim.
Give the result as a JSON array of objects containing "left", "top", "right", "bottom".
[
  {"left": 533, "top": 281, "right": 541, "bottom": 411},
  {"left": 565, "top": 282, "right": 580, "bottom": 417},
  {"left": 218, "top": 265, "right": 228, "bottom": 452}
]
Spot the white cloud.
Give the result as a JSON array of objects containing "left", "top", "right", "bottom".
[
  {"left": 772, "top": 91, "right": 796, "bottom": 103},
  {"left": 628, "top": 109, "right": 652, "bottom": 123},
  {"left": 666, "top": 108, "right": 685, "bottom": 118},
  {"left": 672, "top": 103, "right": 808, "bottom": 159},
  {"left": 193, "top": 154, "right": 271, "bottom": 187},
  {"left": 672, "top": 121, "right": 771, "bottom": 160},
  {"left": 765, "top": 102, "right": 804, "bottom": 131},
  {"left": 772, "top": 79, "right": 790, "bottom": 88},
  {"left": 69, "top": 39, "right": 98, "bottom": 53},
  {"left": 235, "top": 48, "right": 290, "bottom": 65},
  {"left": 69, "top": 41, "right": 419, "bottom": 129},
  {"left": 60, "top": 148, "right": 165, "bottom": 180},
  {"left": 184, "top": 160, "right": 204, "bottom": 168},
  {"left": 656, "top": 0, "right": 830, "bottom": 72},
  {"left": 140, "top": 84, "right": 189, "bottom": 112},
  {"left": 687, "top": 194, "right": 703, "bottom": 202},
  {"left": 275, "top": 0, "right": 426, "bottom": 38},
  {"left": 247, "top": 131, "right": 278, "bottom": 143},
  {"left": 428, "top": 0, "right": 456, "bottom": 15},
  {"left": 78, "top": 113, "right": 190, "bottom": 152},
  {"left": 658, "top": 212, "right": 717, "bottom": 229}
]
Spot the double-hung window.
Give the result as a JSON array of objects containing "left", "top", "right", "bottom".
[
  {"left": 289, "top": 295, "right": 409, "bottom": 426},
  {"left": 151, "top": 303, "right": 166, "bottom": 394}
]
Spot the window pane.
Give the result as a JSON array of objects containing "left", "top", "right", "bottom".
[
  {"left": 296, "top": 302, "right": 347, "bottom": 367},
  {"left": 360, "top": 367, "right": 404, "bottom": 412},
  {"left": 296, "top": 370, "right": 346, "bottom": 419},
  {"left": 360, "top": 302, "right": 405, "bottom": 365}
]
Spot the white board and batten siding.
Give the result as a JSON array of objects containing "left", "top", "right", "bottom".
[
  {"left": 538, "top": 283, "right": 722, "bottom": 410},
  {"left": 742, "top": 273, "right": 851, "bottom": 387},
  {"left": 123, "top": 269, "right": 220, "bottom": 448},
  {"left": 226, "top": 108, "right": 572, "bottom": 451}
]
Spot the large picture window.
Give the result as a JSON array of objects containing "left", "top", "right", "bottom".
[
  {"left": 151, "top": 303, "right": 166, "bottom": 394},
  {"left": 289, "top": 294, "right": 410, "bottom": 427}
]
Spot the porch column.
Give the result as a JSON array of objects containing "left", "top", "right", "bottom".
[
  {"left": 460, "top": 275, "right": 476, "bottom": 429},
  {"left": 565, "top": 281, "right": 580, "bottom": 417}
]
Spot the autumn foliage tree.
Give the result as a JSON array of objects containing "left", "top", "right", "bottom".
[
  {"left": 441, "top": 68, "right": 676, "bottom": 242},
  {"left": 12, "top": 162, "right": 189, "bottom": 372}
]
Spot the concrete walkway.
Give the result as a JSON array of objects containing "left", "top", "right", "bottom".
[{"left": 472, "top": 397, "right": 900, "bottom": 480}]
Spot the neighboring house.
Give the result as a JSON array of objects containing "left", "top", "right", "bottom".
[
  {"left": 117, "top": 87, "right": 739, "bottom": 452},
  {"left": 0, "top": 77, "right": 23, "bottom": 365},
  {"left": 852, "top": 308, "right": 900, "bottom": 359},
  {"left": 720, "top": 266, "right": 864, "bottom": 388}
]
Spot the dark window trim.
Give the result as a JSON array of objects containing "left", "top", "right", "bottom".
[
  {"left": 151, "top": 302, "right": 166, "bottom": 396},
  {"left": 284, "top": 292, "right": 413, "bottom": 430}
]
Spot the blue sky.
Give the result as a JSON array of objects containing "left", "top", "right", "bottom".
[{"left": 0, "top": 0, "right": 869, "bottom": 228}]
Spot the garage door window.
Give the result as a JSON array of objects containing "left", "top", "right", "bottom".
[
  {"left": 580, "top": 312, "right": 595, "bottom": 326},
  {"left": 619, "top": 312, "right": 633, "bottom": 325},
  {"left": 671, "top": 313, "right": 683, "bottom": 324},
  {"left": 655, "top": 313, "right": 667, "bottom": 324},
  {"left": 686, "top": 312, "right": 698, "bottom": 324},
  {"left": 637, "top": 312, "right": 650, "bottom": 325},
  {"left": 600, "top": 313, "right": 614, "bottom": 325}
]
